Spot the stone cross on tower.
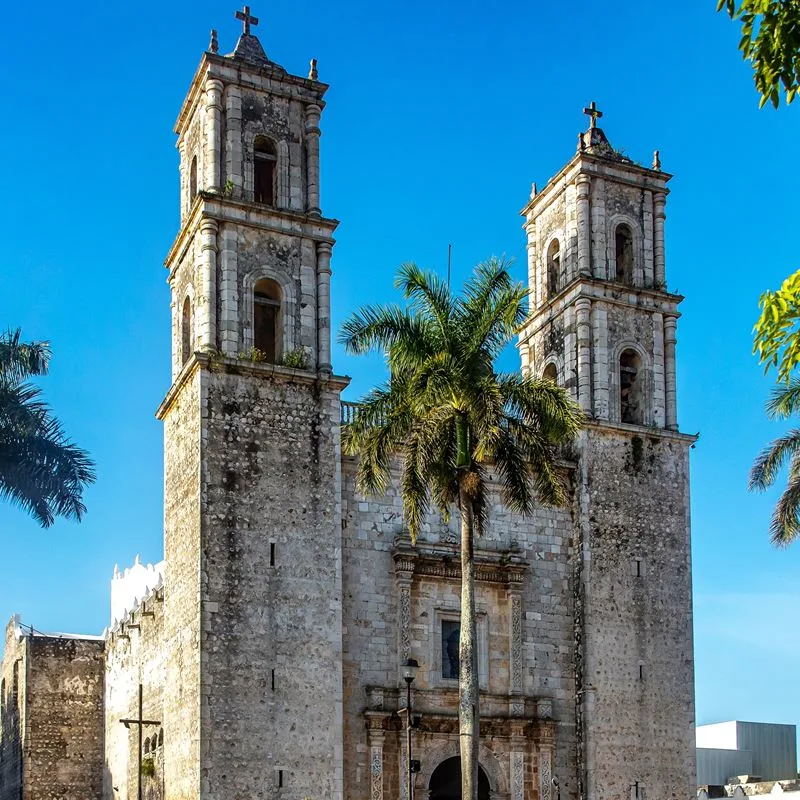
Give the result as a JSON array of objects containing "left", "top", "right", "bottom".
[
  {"left": 583, "top": 101, "right": 603, "bottom": 128},
  {"left": 235, "top": 5, "right": 259, "bottom": 34}
]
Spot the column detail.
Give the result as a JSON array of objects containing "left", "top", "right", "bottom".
[
  {"left": 225, "top": 85, "right": 242, "bottom": 193},
  {"left": 219, "top": 225, "right": 239, "bottom": 355},
  {"left": 511, "top": 751, "right": 525, "bottom": 800},
  {"left": 653, "top": 192, "right": 667, "bottom": 288},
  {"left": 368, "top": 731, "right": 384, "bottom": 800},
  {"left": 508, "top": 584, "right": 524, "bottom": 715},
  {"left": 576, "top": 298, "right": 592, "bottom": 413},
  {"left": 178, "top": 140, "right": 188, "bottom": 220},
  {"left": 642, "top": 190, "right": 654, "bottom": 287},
  {"left": 591, "top": 177, "right": 607, "bottom": 279},
  {"left": 525, "top": 220, "right": 539, "bottom": 307},
  {"left": 576, "top": 176, "right": 591, "bottom": 277},
  {"left": 664, "top": 315, "right": 678, "bottom": 430},
  {"left": 204, "top": 79, "right": 224, "bottom": 191},
  {"left": 305, "top": 104, "right": 322, "bottom": 216},
  {"left": 396, "top": 569, "right": 412, "bottom": 663},
  {"left": 591, "top": 302, "right": 609, "bottom": 419},
  {"left": 652, "top": 312, "right": 665, "bottom": 428},
  {"left": 316, "top": 242, "right": 333, "bottom": 374},
  {"left": 197, "top": 219, "right": 219, "bottom": 349}
]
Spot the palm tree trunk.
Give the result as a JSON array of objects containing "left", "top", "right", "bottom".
[{"left": 459, "top": 485, "right": 479, "bottom": 800}]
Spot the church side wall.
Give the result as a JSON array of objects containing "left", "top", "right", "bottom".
[
  {"left": 341, "top": 457, "right": 579, "bottom": 800},
  {"left": 0, "top": 621, "right": 26, "bottom": 800},
  {"left": 198, "top": 366, "right": 343, "bottom": 800},
  {"left": 162, "top": 366, "right": 203, "bottom": 800},
  {"left": 104, "top": 592, "right": 166, "bottom": 800},
  {"left": 23, "top": 636, "right": 105, "bottom": 800},
  {"left": 580, "top": 427, "right": 695, "bottom": 800}
]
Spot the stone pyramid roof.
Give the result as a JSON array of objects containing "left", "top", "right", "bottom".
[{"left": 228, "top": 33, "right": 286, "bottom": 73}]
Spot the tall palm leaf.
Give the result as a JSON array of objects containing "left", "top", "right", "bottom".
[
  {"left": 0, "top": 328, "right": 95, "bottom": 527},
  {"left": 750, "top": 378, "right": 800, "bottom": 545},
  {"left": 340, "top": 259, "right": 583, "bottom": 799}
]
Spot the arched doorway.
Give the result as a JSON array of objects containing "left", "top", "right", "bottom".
[{"left": 429, "top": 756, "right": 490, "bottom": 800}]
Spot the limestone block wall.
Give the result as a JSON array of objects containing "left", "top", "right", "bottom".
[
  {"left": 0, "top": 619, "right": 26, "bottom": 800},
  {"left": 0, "top": 628, "right": 105, "bottom": 800},
  {"left": 161, "top": 365, "right": 203, "bottom": 800},
  {"left": 104, "top": 588, "right": 166, "bottom": 800},
  {"left": 341, "top": 458, "right": 579, "bottom": 800},
  {"left": 578, "top": 426, "right": 695, "bottom": 800},
  {"left": 197, "top": 363, "right": 345, "bottom": 800}
]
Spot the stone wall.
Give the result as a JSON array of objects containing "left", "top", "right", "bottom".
[
  {"left": 104, "top": 586, "right": 166, "bottom": 800},
  {"left": 0, "top": 620, "right": 105, "bottom": 800},
  {"left": 578, "top": 426, "right": 695, "bottom": 800},
  {"left": 341, "top": 458, "right": 579, "bottom": 800}
]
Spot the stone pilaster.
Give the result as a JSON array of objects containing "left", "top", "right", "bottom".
[
  {"left": 316, "top": 242, "right": 333, "bottom": 374},
  {"left": 576, "top": 298, "right": 592, "bottom": 413},
  {"left": 564, "top": 305, "right": 578, "bottom": 405},
  {"left": 525, "top": 220, "right": 539, "bottom": 307},
  {"left": 664, "top": 315, "right": 678, "bottom": 430},
  {"left": 564, "top": 182, "right": 578, "bottom": 282},
  {"left": 642, "top": 190, "right": 654, "bottom": 287},
  {"left": 591, "top": 177, "right": 607, "bottom": 279},
  {"left": 367, "top": 729, "right": 384, "bottom": 800},
  {"left": 197, "top": 219, "right": 218, "bottom": 349},
  {"left": 508, "top": 585, "right": 523, "bottom": 714},
  {"left": 652, "top": 312, "right": 665, "bottom": 428},
  {"left": 519, "top": 340, "right": 531, "bottom": 378},
  {"left": 591, "top": 301, "right": 609, "bottom": 419},
  {"left": 305, "top": 104, "right": 322, "bottom": 216},
  {"left": 224, "top": 85, "right": 242, "bottom": 193},
  {"left": 204, "top": 79, "right": 223, "bottom": 191},
  {"left": 653, "top": 192, "right": 667, "bottom": 288},
  {"left": 178, "top": 140, "right": 188, "bottom": 220},
  {"left": 576, "top": 176, "right": 591, "bottom": 277},
  {"left": 218, "top": 225, "right": 238, "bottom": 355},
  {"left": 396, "top": 567, "right": 412, "bottom": 663}
]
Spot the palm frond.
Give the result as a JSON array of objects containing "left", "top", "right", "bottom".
[
  {"left": 765, "top": 379, "right": 800, "bottom": 419},
  {"left": 768, "top": 451, "right": 800, "bottom": 546},
  {"left": 395, "top": 263, "right": 454, "bottom": 337},
  {"left": 749, "top": 428, "right": 800, "bottom": 491},
  {"left": 0, "top": 328, "right": 50, "bottom": 384}
]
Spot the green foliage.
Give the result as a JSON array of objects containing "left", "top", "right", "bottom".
[
  {"left": 749, "top": 380, "right": 800, "bottom": 545},
  {"left": 237, "top": 346, "right": 268, "bottom": 363},
  {"left": 0, "top": 328, "right": 95, "bottom": 527},
  {"left": 718, "top": 0, "right": 800, "bottom": 107},
  {"left": 141, "top": 757, "right": 156, "bottom": 778},
  {"left": 753, "top": 270, "right": 800, "bottom": 383},
  {"left": 279, "top": 347, "right": 310, "bottom": 370},
  {"left": 339, "top": 258, "right": 584, "bottom": 541}
]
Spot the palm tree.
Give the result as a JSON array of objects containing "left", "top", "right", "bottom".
[
  {"left": 750, "top": 378, "right": 800, "bottom": 545},
  {"left": 0, "top": 328, "right": 95, "bottom": 527},
  {"left": 340, "top": 259, "right": 582, "bottom": 800}
]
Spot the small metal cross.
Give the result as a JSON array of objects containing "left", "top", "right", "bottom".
[
  {"left": 583, "top": 101, "right": 603, "bottom": 129},
  {"left": 120, "top": 684, "right": 161, "bottom": 800},
  {"left": 235, "top": 5, "right": 259, "bottom": 35}
]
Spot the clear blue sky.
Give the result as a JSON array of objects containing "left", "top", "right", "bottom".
[{"left": 1, "top": 0, "right": 798, "bottom": 739}]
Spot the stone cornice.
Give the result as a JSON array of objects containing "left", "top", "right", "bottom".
[
  {"left": 174, "top": 52, "right": 328, "bottom": 139},
  {"left": 165, "top": 196, "right": 339, "bottom": 278},
  {"left": 519, "top": 277, "right": 683, "bottom": 342},
  {"left": 155, "top": 353, "right": 350, "bottom": 420},
  {"left": 521, "top": 152, "right": 672, "bottom": 220},
  {"left": 393, "top": 537, "right": 528, "bottom": 587},
  {"left": 585, "top": 418, "right": 698, "bottom": 445}
]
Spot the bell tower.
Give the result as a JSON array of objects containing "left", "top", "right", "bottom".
[
  {"left": 519, "top": 107, "right": 696, "bottom": 800},
  {"left": 157, "top": 9, "right": 347, "bottom": 800}
]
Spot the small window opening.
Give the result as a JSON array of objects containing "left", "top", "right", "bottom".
[
  {"left": 253, "top": 278, "right": 282, "bottom": 363},
  {"left": 543, "top": 363, "right": 558, "bottom": 384},
  {"left": 144, "top": 739, "right": 150, "bottom": 754},
  {"left": 547, "top": 239, "right": 561, "bottom": 298},
  {"left": 254, "top": 137, "right": 277, "bottom": 206},
  {"left": 441, "top": 620, "right": 460, "bottom": 679},
  {"left": 270, "top": 542, "right": 276, "bottom": 567},
  {"left": 271, "top": 668, "right": 275, "bottom": 691},
  {"left": 635, "top": 558, "right": 642, "bottom": 578},
  {"left": 638, "top": 664, "right": 644, "bottom": 680},
  {"left": 181, "top": 296, "right": 193, "bottom": 365},
  {"left": 620, "top": 349, "right": 643, "bottom": 424},
  {"left": 158, "top": 729, "right": 163, "bottom": 747},
  {"left": 189, "top": 155, "right": 198, "bottom": 202},
  {"left": 615, "top": 224, "right": 634, "bottom": 285},
  {"left": 278, "top": 770, "right": 284, "bottom": 788}
]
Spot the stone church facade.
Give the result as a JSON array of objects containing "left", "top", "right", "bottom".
[{"left": 0, "top": 11, "right": 696, "bottom": 800}]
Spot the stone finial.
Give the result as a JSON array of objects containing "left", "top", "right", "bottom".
[
  {"left": 577, "top": 132, "right": 586, "bottom": 152},
  {"left": 209, "top": 29, "right": 219, "bottom": 54},
  {"left": 309, "top": 58, "right": 318, "bottom": 80},
  {"left": 530, "top": 182, "right": 537, "bottom": 199},
  {"left": 652, "top": 149, "right": 661, "bottom": 170}
]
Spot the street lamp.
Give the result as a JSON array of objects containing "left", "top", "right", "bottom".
[{"left": 401, "top": 658, "right": 420, "bottom": 800}]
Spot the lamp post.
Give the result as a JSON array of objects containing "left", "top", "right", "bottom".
[{"left": 401, "top": 657, "right": 420, "bottom": 800}]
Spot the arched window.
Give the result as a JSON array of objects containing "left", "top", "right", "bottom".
[
  {"left": 615, "top": 224, "right": 634, "bottom": 285},
  {"left": 543, "top": 363, "right": 558, "bottom": 384},
  {"left": 547, "top": 239, "right": 561, "bottom": 298},
  {"left": 253, "top": 137, "right": 277, "bottom": 206},
  {"left": 181, "top": 296, "right": 193, "bottom": 365},
  {"left": 253, "top": 278, "right": 282, "bottom": 362},
  {"left": 144, "top": 738, "right": 150, "bottom": 754},
  {"left": 158, "top": 729, "right": 163, "bottom": 747},
  {"left": 189, "top": 155, "right": 198, "bottom": 202},
  {"left": 620, "top": 349, "right": 643, "bottom": 424}
]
